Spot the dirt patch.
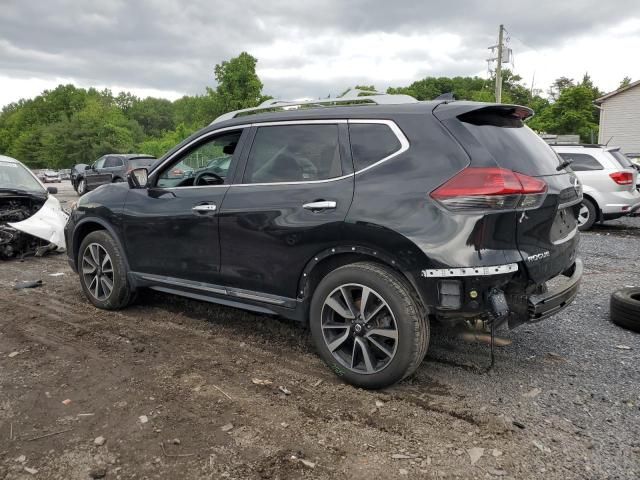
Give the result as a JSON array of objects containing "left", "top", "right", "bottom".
[{"left": 1, "top": 252, "right": 639, "bottom": 479}]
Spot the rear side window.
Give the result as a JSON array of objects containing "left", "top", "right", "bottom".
[
  {"left": 349, "top": 123, "right": 401, "bottom": 171},
  {"left": 104, "top": 157, "right": 123, "bottom": 168},
  {"left": 557, "top": 153, "right": 603, "bottom": 171},
  {"left": 608, "top": 150, "right": 633, "bottom": 169},
  {"left": 457, "top": 109, "right": 562, "bottom": 176},
  {"left": 244, "top": 124, "right": 341, "bottom": 183},
  {"left": 128, "top": 157, "right": 156, "bottom": 169}
]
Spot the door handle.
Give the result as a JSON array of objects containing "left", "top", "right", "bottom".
[
  {"left": 192, "top": 204, "right": 217, "bottom": 213},
  {"left": 303, "top": 201, "right": 337, "bottom": 210}
]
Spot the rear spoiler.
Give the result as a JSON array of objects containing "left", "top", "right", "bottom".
[{"left": 433, "top": 102, "right": 534, "bottom": 123}]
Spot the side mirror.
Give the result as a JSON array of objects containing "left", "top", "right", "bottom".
[
  {"left": 47, "top": 186, "right": 58, "bottom": 194},
  {"left": 85, "top": 165, "right": 92, "bottom": 170},
  {"left": 128, "top": 168, "right": 148, "bottom": 189}
]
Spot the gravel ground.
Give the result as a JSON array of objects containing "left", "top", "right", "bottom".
[{"left": 0, "top": 182, "right": 638, "bottom": 479}]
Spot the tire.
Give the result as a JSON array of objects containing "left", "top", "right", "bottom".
[
  {"left": 77, "top": 178, "right": 87, "bottom": 196},
  {"left": 78, "top": 230, "right": 135, "bottom": 310},
  {"left": 310, "top": 262, "right": 429, "bottom": 389},
  {"left": 610, "top": 287, "right": 640, "bottom": 333},
  {"left": 577, "top": 198, "right": 597, "bottom": 231},
  {"left": 112, "top": 177, "right": 124, "bottom": 183}
]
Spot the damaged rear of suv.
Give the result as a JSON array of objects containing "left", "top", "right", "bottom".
[
  {"left": 1, "top": 155, "right": 68, "bottom": 259},
  {"left": 65, "top": 94, "right": 582, "bottom": 389}
]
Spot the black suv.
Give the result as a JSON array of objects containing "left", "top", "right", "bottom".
[
  {"left": 65, "top": 95, "right": 583, "bottom": 389},
  {"left": 73, "top": 154, "right": 156, "bottom": 195}
]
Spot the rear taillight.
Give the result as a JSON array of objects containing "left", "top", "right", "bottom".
[
  {"left": 609, "top": 171, "right": 633, "bottom": 185},
  {"left": 430, "top": 167, "right": 547, "bottom": 212}
]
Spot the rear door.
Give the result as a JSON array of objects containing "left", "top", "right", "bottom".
[
  {"left": 85, "top": 156, "right": 112, "bottom": 189},
  {"left": 555, "top": 151, "right": 604, "bottom": 194},
  {"left": 103, "top": 156, "right": 125, "bottom": 181},
  {"left": 218, "top": 121, "right": 354, "bottom": 300}
]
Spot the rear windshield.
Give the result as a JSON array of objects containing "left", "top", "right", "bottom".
[
  {"left": 458, "top": 109, "right": 562, "bottom": 176},
  {"left": 127, "top": 157, "right": 155, "bottom": 168},
  {"left": 608, "top": 150, "right": 633, "bottom": 169}
]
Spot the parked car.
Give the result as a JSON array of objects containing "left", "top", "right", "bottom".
[
  {"left": 73, "top": 154, "right": 156, "bottom": 195},
  {"left": 1, "top": 155, "right": 68, "bottom": 259},
  {"left": 552, "top": 145, "right": 640, "bottom": 230},
  {"left": 65, "top": 95, "right": 583, "bottom": 389},
  {"left": 42, "top": 170, "right": 62, "bottom": 183}
]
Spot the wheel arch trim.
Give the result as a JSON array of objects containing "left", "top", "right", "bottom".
[
  {"left": 297, "top": 245, "right": 429, "bottom": 313},
  {"left": 73, "top": 217, "right": 130, "bottom": 271}
]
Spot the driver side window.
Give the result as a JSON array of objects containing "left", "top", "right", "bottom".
[
  {"left": 94, "top": 157, "right": 106, "bottom": 169},
  {"left": 156, "top": 130, "right": 242, "bottom": 188}
]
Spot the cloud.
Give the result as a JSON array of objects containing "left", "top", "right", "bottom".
[{"left": 1, "top": 0, "right": 639, "bottom": 106}]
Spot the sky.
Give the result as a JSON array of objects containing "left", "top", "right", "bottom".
[{"left": 2, "top": 0, "right": 640, "bottom": 108}]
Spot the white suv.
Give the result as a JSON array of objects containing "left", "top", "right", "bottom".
[{"left": 552, "top": 145, "right": 640, "bottom": 230}]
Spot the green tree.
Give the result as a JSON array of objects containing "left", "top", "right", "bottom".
[
  {"left": 128, "top": 97, "right": 176, "bottom": 137},
  {"left": 619, "top": 76, "right": 632, "bottom": 88},
  {"left": 214, "top": 52, "right": 264, "bottom": 112},
  {"left": 548, "top": 76, "right": 575, "bottom": 100}
]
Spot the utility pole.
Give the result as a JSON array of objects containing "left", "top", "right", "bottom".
[{"left": 495, "top": 24, "right": 504, "bottom": 103}]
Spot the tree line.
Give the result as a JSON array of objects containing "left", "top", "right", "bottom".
[{"left": 0, "top": 51, "right": 628, "bottom": 169}]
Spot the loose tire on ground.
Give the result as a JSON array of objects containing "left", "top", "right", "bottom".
[
  {"left": 610, "top": 287, "right": 640, "bottom": 333},
  {"left": 310, "top": 261, "right": 429, "bottom": 389},
  {"left": 78, "top": 230, "right": 135, "bottom": 310}
]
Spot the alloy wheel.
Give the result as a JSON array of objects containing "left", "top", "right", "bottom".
[
  {"left": 577, "top": 204, "right": 589, "bottom": 226},
  {"left": 82, "top": 243, "right": 114, "bottom": 301},
  {"left": 320, "top": 283, "right": 398, "bottom": 374},
  {"left": 78, "top": 179, "right": 86, "bottom": 194}
]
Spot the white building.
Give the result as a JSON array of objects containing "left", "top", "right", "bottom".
[{"left": 596, "top": 80, "right": 640, "bottom": 155}]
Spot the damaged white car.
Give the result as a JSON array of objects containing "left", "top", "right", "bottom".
[{"left": 0, "top": 155, "right": 68, "bottom": 259}]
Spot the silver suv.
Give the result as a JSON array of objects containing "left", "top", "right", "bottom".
[{"left": 552, "top": 145, "right": 640, "bottom": 230}]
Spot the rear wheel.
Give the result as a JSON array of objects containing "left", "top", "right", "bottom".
[
  {"left": 113, "top": 177, "right": 124, "bottom": 183},
  {"left": 577, "top": 198, "right": 597, "bottom": 231},
  {"left": 78, "top": 230, "right": 135, "bottom": 310},
  {"left": 310, "top": 262, "right": 428, "bottom": 389}
]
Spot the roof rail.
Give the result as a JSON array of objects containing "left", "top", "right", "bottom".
[{"left": 210, "top": 91, "right": 418, "bottom": 125}]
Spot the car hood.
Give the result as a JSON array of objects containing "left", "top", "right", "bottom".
[{"left": 7, "top": 195, "right": 69, "bottom": 250}]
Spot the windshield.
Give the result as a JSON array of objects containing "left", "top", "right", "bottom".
[{"left": 0, "top": 160, "right": 45, "bottom": 193}]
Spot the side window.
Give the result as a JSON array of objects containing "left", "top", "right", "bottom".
[
  {"left": 103, "top": 156, "right": 122, "bottom": 168},
  {"left": 558, "top": 153, "right": 603, "bottom": 172},
  {"left": 244, "top": 124, "right": 341, "bottom": 183},
  {"left": 349, "top": 123, "right": 401, "bottom": 171},
  {"left": 157, "top": 130, "right": 242, "bottom": 188},
  {"left": 608, "top": 150, "right": 633, "bottom": 169},
  {"left": 94, "top": 157, "right": 106, "bottom": 169}
]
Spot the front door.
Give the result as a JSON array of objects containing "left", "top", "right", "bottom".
[
  {"left": 122, "top": 128, "right": 247, "bottom": 284},
  {"left": 85, "top": 156, "right": 111, "bottom": 189},
  {"left": 219, "top": 122, "right": 354, "bottom": 300}
]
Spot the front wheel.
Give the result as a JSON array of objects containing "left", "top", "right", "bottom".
[
  {"left": 78, "top": 230, "right": 135, "bottom": 310},
  {"left": 310, "top": 262, "right": 429, "bottom": 389},
  {"left": 77, "top": 178, "right": 87, "bottom": 196}
]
